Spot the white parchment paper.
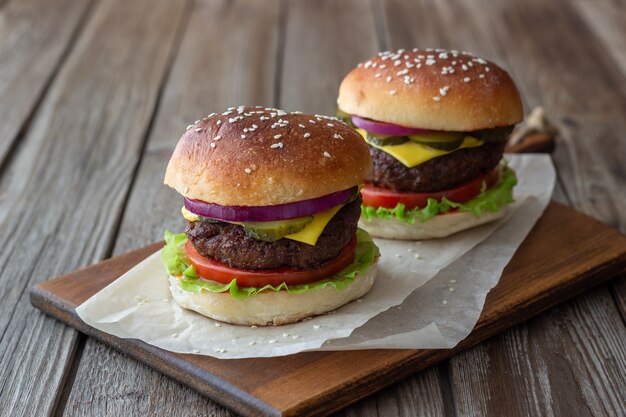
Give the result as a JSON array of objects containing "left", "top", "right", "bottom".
[{"left": 76, "top": 154, "right": 555, "bottom": 358}]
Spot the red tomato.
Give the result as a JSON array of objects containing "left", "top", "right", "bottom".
[
  {"left": 362, "top": 168, "right": 499, "bottom": 209},
  {"left": 184, "top": 238, "right": 357, "bottom": 288}
]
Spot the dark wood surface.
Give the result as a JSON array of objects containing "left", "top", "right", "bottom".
[
  {"left": 2, "top": 0, "right": 626, "bottom": 415},
  {"left": 30, "top": 202, "right": 626, "bottom": 417}
]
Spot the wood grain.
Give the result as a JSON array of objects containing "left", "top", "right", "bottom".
[
  {"left": 0, "top": 0, "right": 187, "bottom": 415},
  {"left": 0, "top": 0, "right": 90, "bottom": 169},
  {"left": 378, "top": 0, "right": 626, "bottom": 415},
  {"left": 61, "top": 0, "right": 281, "bottom": 416},
  {"left": 30, "top": 202, "right": 626, "bottom": 417}
]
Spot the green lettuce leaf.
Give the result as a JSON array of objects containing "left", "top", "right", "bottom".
[
  {"left": 161, "top": 228, "right": 380, "bottom": 300},
  {"left": 361, "top": 165, "right": 517, "bottom": 224}
]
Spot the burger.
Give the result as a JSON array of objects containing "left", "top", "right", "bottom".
[
  {"left": 160, "top": 106, "right": 379, "bottom": 326},
  {"left": 336, "top": 48, "right": 523, "bottom": 240}
]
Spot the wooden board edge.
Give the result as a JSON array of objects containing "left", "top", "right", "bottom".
[
  {"left": 29, "top": 288, "right": 282, "bottom": 417},
  {"left": 283, "top": 257, "right": 626, "bottom": 417}
]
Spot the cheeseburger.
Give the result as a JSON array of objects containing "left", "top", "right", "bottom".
[
  {"left": 161, "top": 106, "right": 379, "bottom": 326},
  {"left": 337, "top": 48, "right": 523, "bottom": 239}
]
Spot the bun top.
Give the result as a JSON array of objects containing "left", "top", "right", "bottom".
[
  {"left": 337, "top": 48, "right": 523, "bottom": 131},
  {"left": 164, "top": 106, "right": 371, "bottom": 206}
]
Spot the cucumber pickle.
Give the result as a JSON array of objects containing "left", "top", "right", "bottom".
[{"left": 243, "top": 216, "right": 314, "bottom": 242}]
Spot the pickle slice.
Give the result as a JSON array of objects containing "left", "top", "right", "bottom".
[
  {"left": 409, "top": 132, "right": 465, "bottom": 151},
  {"left": 243, "top": 216, "right": 314, "bottom": 242},
  {"left": 366, "top": 134, "right": 409, "bottom": 146}
]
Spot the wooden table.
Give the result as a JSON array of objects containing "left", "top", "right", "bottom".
[{"left": 1, "top": 0, "right": 625, "bottom": 416}]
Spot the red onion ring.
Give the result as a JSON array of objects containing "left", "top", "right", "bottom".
[
  {"left": 351, "top": 115, "right": 429, "bottom": 136},
  {"left": 184, "top": 187, "right": 356, "bottom": 222}
]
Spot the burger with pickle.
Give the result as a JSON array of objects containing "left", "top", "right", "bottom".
[
  {"left": 161, "top": 106, "right": 379, "bottom": 326},
  {"left": 337, "top": 48, "right": 522, "bottom": 239}
]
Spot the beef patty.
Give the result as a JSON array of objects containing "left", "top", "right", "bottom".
[
  {"left": 368, "top": 141, "right": 505, "bottom": 192},
  {"left": 186, "top": 197, "right": 361, "bottom": 271}
]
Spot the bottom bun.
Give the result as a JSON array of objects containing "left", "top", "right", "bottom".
[
  {"left": 168, "top": 263, "right": 377, "bottom": 326},
  {"left": 358, "top": 209, "right": 506, "bottom": 240}
]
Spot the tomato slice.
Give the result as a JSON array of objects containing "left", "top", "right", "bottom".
[
  {"left": 362, "top": 168, "right": 500, "bottom": 209},
  {"left": 184, "top": 237, "right": 357, "bottom": 288}
]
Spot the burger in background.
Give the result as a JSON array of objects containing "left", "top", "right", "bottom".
[
  {"left": 337, "top": 48, "right": 523, "bottom": 240},
  {"left": 161, "top": 106, "right": 379, "bottom": 326}
]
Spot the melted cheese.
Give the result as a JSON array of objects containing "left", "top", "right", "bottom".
[
  {"left": 285, "top": 204, "right": 344, "bottom": 245},
  {"left": 356, "top": 128, "right": 483, "bottom": 168},
  {"left": 181, "top": 206, "right": 200, "bottom": 222},
  {"left": 181, "top": 204, "right": 343, "bottom": 246}
]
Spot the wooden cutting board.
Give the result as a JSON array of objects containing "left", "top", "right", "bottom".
[{"left": 30, "top": 202, "right": 626, "bottom": 417}]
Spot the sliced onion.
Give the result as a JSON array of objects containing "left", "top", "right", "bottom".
[
  {"left": 351, "top": 115, "right": 429, "bottom": 136},
  {"left": 184, "top": 187, "right": 356, "bottom": 222}
]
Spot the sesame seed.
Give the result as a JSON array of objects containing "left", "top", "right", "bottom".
[
  {"left": 425, "top": 59, "right": 436, "bottom": 65},
  {"left": 213, "top": 135, "right": 221, "bottom": 141},
  {"left": 479, "top": 74, "right": 485, "bottom": 79},
  {"left": 333, "top": 133, "right": 344, "bottom": 139},
  {"left": 192, "top": 349, "right": 200, "bottom": 354},
  {"left": 386, "top": 76, "right": 392, "bottom": 82},
  {"left": 433, "top": 96, "right": 441, "bottom": 102},
  {"left": 274, "top": 134, "right": 282, "bottom": 139},
  {"left": 356, "top": 298, "right": 363, "bottom": 302},
  {"left": 244, "top": 168, "right": 252, "bottom": 174},
  {"left": 186, "top": 124, "right": 193, "bottom": 130},
  {"left": 292, "top": 335, "right": 300, "bottom": 339},
  {"left": 485, "top": 67, "right": 490, "bottom": 72},
  {"left": 241, "top": 135, "right": 246, "bottom": 139},
  {"left": 195, "top": 128, "right": 203, "bottom": 132},
  {"left": 450, "top": 279, "right": 457, "bottom": 283},
  {"left": 269, "top": 339, "right": 277, "bottom": 344},
  {"left": 298, "top": 124, "right": 305, "bottom": 128},
  {"left": 463, "top": 77, "right": 471, "bottom": 83},
  {"left": 282, "top": 333, "right": 289, "bottom": 337},
  {"left": 216, "top": 120, "right": 222, "bottom": 125},
  {"left": 323, "top": 151, "right": 331, "bottom": 158},
  {"left": 270, "top": 142, "right": 283, "bottom": 149},
  {"left": 442, "top": 300, "right": 448, "bottom": 305},
  {"left": 449, "top": 287, "right": 455, "bottom": 292},
  {"left": 375, "top": 73, "right": 382, "bottom": 78},
  {"left": 171, "top": 333, "right": 178, "bottom": 338},
  {"left": 327, "top": 123, "right": 334, "bottom": 127},
  {"left": 313, "top": 325, "right": 320, "bottom": 329},
  {"left": 309, "top": 120, "right": 316, "bottom": 124},
  {"left": 379, "top": 64, "right": 387, "bottom": 69},
  {"left": 462, "top": 64, "right": 468, "bottom": 71},
  {"left": 304, "top": 133, "right": 311, "bottom": 138},
  {"left": 214, "top": 322, "right": 221, "bottom": 327},
  {"left": 439, "top": 88, "right": 447, "bottom": 96},
  {"left": 210, "top": 143, "right": 216, "bottom": 148},
  {"left": 251, "top": 325, "right": 258, "bottom": 329},
  {"left": 389, "top": 90, "right": 397, "bottom": 95},
  {"left": 249, "top": 341, "right": 256, "bottom": 346},
  {"left": 194, "top": 120, "right": 200, "bottom": 124},
  {"left": 414, "top": 253, "right": 421, "bottom": 259}
]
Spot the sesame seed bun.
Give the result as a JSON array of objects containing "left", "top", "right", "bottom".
[
  {"left": 337, "top": 48, "right": 523, "bottom": 131},
  {"left": 358, "top": 208, "right": 507, "bottom": 240},
  {"left": 164, "top": 106, "right": 371, "bottom": 206},
  {"left": 168, "top": 262, "right": 377, "bottom": 326}
]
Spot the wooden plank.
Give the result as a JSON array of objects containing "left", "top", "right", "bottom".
[
  {"left": 379, "top": 0, "right": 626, "bottom": 415},
  {"left": 60, "top": 0, "right": 281, "bottom": 416},
  {"left": 279, "top": 0, "right": 381, "bottom": 113},
  {"left": 450, "top": 286, "right": 626, "bottom": 417},
  {"left": 0, "top": 0, "right": 187, "bottom": 415},
  {"left": 573, "top": 0, "right": 626, "bottom": 81},
  {"left": 0, "top": 0, "right": 90, "bottom": 169},
  {"left": 30, "top": 202, "right": 626, "bottom": 417}
]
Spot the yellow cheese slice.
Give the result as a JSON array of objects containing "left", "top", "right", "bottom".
[
  {"left": 181, "top": 206, "right": 200, "bottom": 222},
  {"left": 181, "top": 204, "right": 344, "bottom": 246},
  {"left": 285, "top": 204, "right": 344, "bottom": 245},
  {"left": 356, "top": 128, "right": 483, "bottom": 168}
]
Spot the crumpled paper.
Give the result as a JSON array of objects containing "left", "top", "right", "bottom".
[{"left": 76, "top": 154, "right": 554, "bottom": 358}]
